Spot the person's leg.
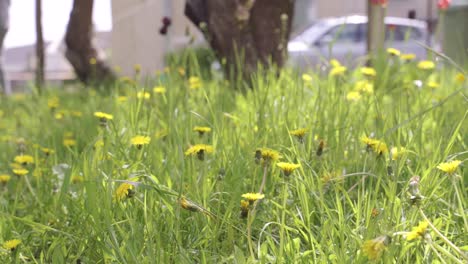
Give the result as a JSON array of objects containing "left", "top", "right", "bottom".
[{"left": 0, "top": 0, "right": 10, "bottom": 94}]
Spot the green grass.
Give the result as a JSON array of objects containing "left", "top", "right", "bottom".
[{"left": 0, "top": 55, "right": 466, "bottom": 263}]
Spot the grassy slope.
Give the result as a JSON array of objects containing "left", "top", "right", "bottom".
[{"left": 0, "top": 56, "right": 466, "bottom": 263}]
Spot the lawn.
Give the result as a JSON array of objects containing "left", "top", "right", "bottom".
[{"left": 0, "top": 53, "right": 466, "bottom": 263}]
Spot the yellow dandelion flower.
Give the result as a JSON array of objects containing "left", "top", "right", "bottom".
[
  {"left": 63, "top": 139, "right": 77, "bottom": 147},
  {"left": 134, "top": 64, "right": 142, "bottom": 73},
  {"left": 193, "top": 126, "right": 211, "bottom": 136},
  {"left": 178, "top": 67, "right": 186, "bottom": 76},
  {"left": 117, "top": 96, "right": 128, "bottom": 103},
  {"left": 329, "top": 66, "right": 347, "bottom": 77},
  {"left": 0, "top": 174, "right": 11, "bottom": 184},
  {"left": 188, "top": 76, "right": 202, "bottom": 89},
  {"left": 302, "top": 74, "right": 313, "bottom": 82},
  {"left": 360, "top": 67, "right": 377, "bottom": 77},
  {"left": 361, "top": 136, "right": 388, "bottom": 155},
  {"left": 13, "top": 168, "right": 29, "bottom": 176},
  {"left": 240, "top": 199, "right": 250, "bottom": 218},
  {"left": 427, "top": 81, "right": 439, "bottom": 89},
  {"left": 276, "top": 162, "right": 301, "bottom": 176},
  {"left": 94, "top": 111, "right": 113, "bottom": 120},
  {"left": 14, "top": 155, "right": 34, "bottom": 165},
  {"left": 330, "top": 59, "right": 342, "bottom": 67},
  {"left": 94, "top": 139, "right": 104, "bottom": 149},
  {"left": 400, "top": 53, "right": 416, "bottom": 61},
  {"left": 89, "top": 57, "right": 97, "bottom": 65},
  {"left": 290, "top": 128, "right": 308, "bottom": 143},
  {"left": 362, "top": 235, "right": 390, "bottom": 261},
  {"left": 137, "top": 91, "right": 151, "bottom": 100},
  {"left": 407, "top": 221, "right": 429, "bottom": 241},
  {"left": 185, "top": 144, "right": 214, "bottom": 160},
  {"left": 114, "top": 182, "right": 135, "bottom": 202},
  {"left": 390, "top": 147, "right": 407, "bottom": 160},
  {"left": 41, "top": 148, "right": 55, "bottom": 156},
  {"left": 179, "top": 196, "right": 201, "bottom": 212},
  {"left": 355, "top": 80, "right": 374, "bottom": 94},
  {"left": 2, "top": 239, "right": 21, "bottom": 251},
  {"left": 417, "top": 60, "right": 435, "bottom": 70},
  {"left": 256, "top": 148, "right": 281, "bottom": 164},
  {"left": 455, "top": 73, "right": 465, "bottom": 84},
  {"left": 436, "top": 160, "right": 462, "bottom": 175},
  {"left": 241, "top": 193, "right": 265, "bottom": 204},
  {"left": 71, "top": 111, "right": 83, "bottom": 117},
  {"left": 71, "top": 175, "right": 84, "bottom": 184},
  {"left": 131, "top": 135, "right": 151, "bottom": 148},
  {"left": 153, "top": 86, "right": 166, "bottom": 94},
  {"left": 47, "top": 97, "right": 60, "bottom": 109},
  {"left": 386, "top": 47, "right": 401, "bottom": 56},
  {"left": 346, "top": 91, "right": 362, "bottom": 102}
]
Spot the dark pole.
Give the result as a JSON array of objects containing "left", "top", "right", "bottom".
[{"left": 35, "top": 0, "right": 45, "bottom": 92}]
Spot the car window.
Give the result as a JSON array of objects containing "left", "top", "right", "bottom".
[
  {"left": 319, "top": 23, "right": 361, "bottom": 43},
  {"left": 360, "top": 24, "right": 424, "bottom": 41}
]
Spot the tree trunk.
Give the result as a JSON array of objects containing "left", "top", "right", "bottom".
[
  {"left": 65, "top": 0, "right": 114, "bottom": 85},
  {"left": 0, "top": 0, "right": 10, "bottom": 94},
  {"left": 36, "top": 0, "right": 45, "bottom": 91},
  {"left": 185, "top": 0, "right": 295, "bottom": 84}
]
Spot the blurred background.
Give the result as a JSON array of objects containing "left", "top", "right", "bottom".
[{"left": 0, "top": 0, "right": 467, "bottom": 93}]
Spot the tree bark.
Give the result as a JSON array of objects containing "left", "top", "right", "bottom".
[
  {"left": 185, "top": 0, "right": 295, "bottom": 84},
  {"left": 36, "top": 0, "right": 45, "bottom": 91},
  {"left": 65, "top": 0, "right": 114, "bottom": 84},
  {"left": 0, "top": 0, "right": 10, "bottom": 94},
  {"left": 367, "top": 1, "right": 386, "bottom": 58}
]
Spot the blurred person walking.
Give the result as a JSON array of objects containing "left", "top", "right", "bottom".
[{"left": 0, "top": 0, "right": 10, "bottom": 94}]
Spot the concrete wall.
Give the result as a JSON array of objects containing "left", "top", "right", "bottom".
[{"left": 111, "top": 0, "right": 202, "bottom": 77}]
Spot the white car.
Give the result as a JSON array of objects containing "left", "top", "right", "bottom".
[{"left": 288, "top": 15, "right": 431, "bottom": 68}]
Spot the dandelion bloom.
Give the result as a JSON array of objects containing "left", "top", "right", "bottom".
[
  {"left": 329, "top": 66, "right": 347, "bottom": 77},
  {"left": 153, "top": 86, "right": 166, "bottom": 94},
  {"left": 14, "top": 155, "right": 34, "bottom": 165},
  {"left": 41, "top": 148, "right": 55, "bottom": 156},
  {"left": 0, "top": 174, "right": 11, "bottom": 184},
  {"left": 330, "top": 59, "right": 341, "bottom": 67},
  {"left": 137, "top": 91, "right": 151, "bottom": 100},
  {"left": 131, "top": 135, "right": 151, "bottom": 148},
  {"left": 390, "top": 147, "right": 407, "bottom": 160},
  {"left": 386, "top": 48, "right": 401, "bottom": 56},
  {"left": 417, "top": 60, "right": 435, "bottom": 70},
  {"left": 427, "top": 81, "right": 439, "bottom": 89},
  {"left": 193, "top": 126, "right": 211, "bottom": 136},
  {"left": 2, "top": 239, "right": 21, "bottom": 251},
  {"left": 400, "top": 53, "right": 416, "bottom": 61},
  {"left": 436, "top": 160, "right": 461, "bottom": 175},
  {"left": 188, "top": 76, "right": 202, "bottom": 89},
  {"left": 63, "top": 139, "right": 77, "bottom": 147},
  {"left": 185, "top": 144, "right": 214, "bottom": 160},
  {"left": 346, "top": 91, "right": 362, "bottom": 102},
  {"left": 13, "top": 168, "right": 29, "bottom": 176},
  {"left": 114, "top": 182, "right": 135, "bottom": 201},
  {"left": 360, "top": 67, "right": 377, "bottom": 77},
  {"left": 94, "top": 112, "right": 114, "bottom": 121},
  {"left": 71, "top": 175, "right": 84, "bottom": 184},
  {"left": 47, "top": 97, "right": 60, "bottom": 109},
  {"left": 361, "top": 136, "right": 388, "bottom": 155},
  {"left": 455, "top": 73, "right": 465, "bottom": 84},
  {"left": 302, "top": 74, "right": 313, "bottom": 82},
  {"left": 255, "top": 148, "right": 281, "bottom": 164},
  {"left": 362, "top": 235, "right": 390, "bottom": 260},
  {"left": 355, "top": 80, "right": 374, "bottom": 94},
  {"left": 277, "top": 162, "right": 301, "bottom": 176},
  {"left": 290, "top": 128, "right": 308, "bottom": 143},
  {"left": 242, "top": 193, "right": 265, "bottom": 204},
  {"left": 179, "top": 196, "right": 202, "bottom": 212},
  {"left": 407, "top": 221, "right": 429, "bottom": 241}
]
